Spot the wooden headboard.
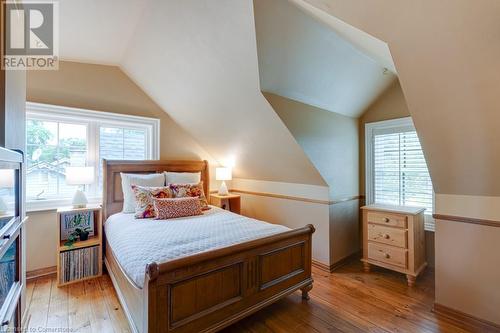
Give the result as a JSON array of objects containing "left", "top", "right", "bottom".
[{"left": 102, "top": 159, "right": 209, "bottom": 221}]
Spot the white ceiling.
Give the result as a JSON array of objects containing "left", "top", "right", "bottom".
[
  {"left": 59, "top": 0, "right": 148, "bottom": 65},
  {"left": 254, "top": 0, "right": 396, "bottom": 118}
]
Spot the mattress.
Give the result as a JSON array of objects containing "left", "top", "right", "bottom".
[{"left": 104, "top": 206, "right": 290, "bottom": 288}]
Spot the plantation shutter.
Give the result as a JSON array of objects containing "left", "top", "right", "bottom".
[{"left": 373, "top": 126, "right": 434, "bottom": 229}]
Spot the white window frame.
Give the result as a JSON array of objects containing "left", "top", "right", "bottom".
[
  {"left": 365, "top": 117, "right": 435, "bottom": 231},
  {"left": 26, "top": 102, "right": 160, "bottom": 212}
]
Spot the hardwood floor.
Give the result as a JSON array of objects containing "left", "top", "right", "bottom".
[{"left": 24, "top": 261, "right": 484, "bottom": 333}]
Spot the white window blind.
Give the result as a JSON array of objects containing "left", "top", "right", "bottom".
[{"left": 366, "top": 117, "right": 434, "bottom": 230}]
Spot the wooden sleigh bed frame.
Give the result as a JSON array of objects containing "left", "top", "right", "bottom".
[{"left": 102, "top": 160, "right": 315, "bottom": 333}]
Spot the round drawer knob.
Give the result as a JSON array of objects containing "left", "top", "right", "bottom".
[
  {"left": 384, "top": 218, "right": 390, "bottom": 222},
  {"left": 383, "top": 234, "right": 390, "bottom": 239},
  {"left": 384, "top": 253, "right": 391, "bottom": 259}
]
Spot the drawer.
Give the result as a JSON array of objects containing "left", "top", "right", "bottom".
[
  {"left": 368, "top": 242, "right": 407, "bottom": 268},
  {"left": 367, "top": 211, "right": 407, "bottom": 228},
  {"left": 368, "top": 224, "right": 407, "bottom": 248}
]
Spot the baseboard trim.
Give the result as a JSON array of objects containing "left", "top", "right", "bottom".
[
  {"left": 433, "top": 303, "right": 500, "bottom": 332},
  {"left": 312, "top": 260, "right": 332, "bottom": 272},
  {"left": 312, "top": 252, "right": 361, "bottom": 273},
  {"left": 26, "top": 266, "right": 57, "bottom": 281},
  {"left": 331, "top": 252, "right": 362, "bottom": 271}
]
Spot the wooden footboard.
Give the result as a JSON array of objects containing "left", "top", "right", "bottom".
[
  {"left": 102, "top": 160, "right": 315, "bottom": 332},
  {"left": 142, "top": 224, "right": 315, "bottom": 333}
]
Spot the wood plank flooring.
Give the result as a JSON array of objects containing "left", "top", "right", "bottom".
[{"left": 24, "top": 261, "right": 481, "bottom": 332}]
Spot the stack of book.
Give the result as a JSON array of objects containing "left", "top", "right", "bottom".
[{"left": 60, "top": 245, "right": 99, "bottom": 284}]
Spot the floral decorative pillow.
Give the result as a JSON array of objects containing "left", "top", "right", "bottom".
[
  {"left": 132, "top": 185, "right": 173, "bottom": 218},
  {"left": 169, "top": 182, "right": 210, "bottom": 210},
  {"left": 153, "top": 197, "right": 202, "bottom": 219}
]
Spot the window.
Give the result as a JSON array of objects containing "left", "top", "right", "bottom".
[
  {"left": 26, "top": 102, "right": 160, "bottom": 210},
  {"left": 365, "top": 117, "right": 434, "bottom": 230},
  {"left": 26, "top": 120, "right": 87, "bottom": 200}
]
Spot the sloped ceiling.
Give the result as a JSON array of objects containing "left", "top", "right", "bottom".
[
  {"left": 254, "top": 0, "right": 396, "bottom": 118},
  {"left": 302, "top": 0, "right": 500, "bottom": 196},
  {"left": 58, "top": 0, "right": 325, "bottom": 186},
  {"left": 289, "top": 0, "right": 396, "bottom": 73},
  {"left": 59, "top": 0, "right": 148, "bottom": 65}
]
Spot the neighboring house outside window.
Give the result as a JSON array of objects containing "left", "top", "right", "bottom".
[
  {"left": 26, "top": 102, "right": 160, "bottom": 211},
  {"left": 365, "top": 117, "right": 435, "bottom": 230}
]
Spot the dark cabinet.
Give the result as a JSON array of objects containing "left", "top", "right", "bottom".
[{"left": 0, "top": 148, "right": 24, "bottom": 331}]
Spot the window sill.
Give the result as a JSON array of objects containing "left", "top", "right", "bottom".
[{"left": 26, "top": 197, "right": 102, "bottom": 213}]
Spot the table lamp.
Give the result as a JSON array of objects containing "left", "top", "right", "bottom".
[
  {"left": 0, "top": 170, "right": 14, "bottom": 215},
  {"left": 216, "top": 167, "right": 232, "bottom": 196},
  {"left": 66, "top": 166, "right": 94, "bottom": 208}
]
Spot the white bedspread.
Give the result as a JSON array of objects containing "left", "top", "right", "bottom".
[{"left": 105, "top": 207, "right": 290, "bottom": 288}]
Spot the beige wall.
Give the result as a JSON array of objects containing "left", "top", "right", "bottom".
[
  {"left": 263, "top": 92, "right": 360, "bottom": 264},
  {"left": 3, "top": 70, "right": 27, "bottom": 151},
  {"left": 358, "top": 79, "right": 435, "bottom": 267},
  {"left": 230, "top": 178, "right": 331, "bottom": 264},
  {"left": 302, "top": 1, "right": 500, "bottom": 322},
  {"left": 121, "top": 0, "right": 325, "bottom": 187},
  {"left": 25, "top": 61, "right": 217, "bottom": 272},
  {"left": 435, "top": 194, "right": 500, "bottom": 325},
  {"left": 239, "top": 193, "right": 330, "bottom": 265},
  {"left": 265, "top": 92, "right": 358, "bottom": 200},
  {"left": 359, "top": 79, "right": 410, "bottom": 195},
  {"left": 235, "top": 185, "right": 330, "bottom": 265},
  {"left": 25, "top": 61, "right": 330, "bottom": 273},
  {"left": 26, "top": 211, "right": 55, "bottom": 272},
  {"left": 304, "top": 0, "right": 500, "bottom": 197},
  {"left": 27, "top": 61, "right": 212, "bottom": 161},
  {"left": 329, "top": 200, "right": 360, "bottom": 263}
]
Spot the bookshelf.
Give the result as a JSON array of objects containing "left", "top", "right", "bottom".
[{"left": 56, "top": 205, "right": 102, "bottom": 286}]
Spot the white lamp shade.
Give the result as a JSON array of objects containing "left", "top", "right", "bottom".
[
  {"left": 0, "top": 170, "right": 15, "bottom": 188},
  {"left": 216, "top": 167, "right": 232, "bottom": 181},
  {"left": 65, "top": 167, "right": 94, "bottom": 185}
]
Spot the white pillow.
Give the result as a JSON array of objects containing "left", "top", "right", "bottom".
[
  {"left": 121, "top": 173, "right": 165, "bottom": 213},
  {"left": 165, "top": 171, "right": 201, "bottom": 185}
]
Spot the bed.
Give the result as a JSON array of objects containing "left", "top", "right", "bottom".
[{"left": 102, "top": 160, "right": 315, "bottom": 333}]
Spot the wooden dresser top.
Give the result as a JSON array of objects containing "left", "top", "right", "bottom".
[{"left": 361, "top": 204, "right": 426, "bottom": 215}]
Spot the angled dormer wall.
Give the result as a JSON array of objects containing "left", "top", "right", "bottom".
[
  {"left": 301, "top": 0, "right": 500, "bottom": 325},
  {"left": 265, "top": 93, "right": 361, "bottom": 264},
  {"left": 120, "top": 0, "right": 324, "bottom": 187},
  {"left": 38, "top": 0, "right": 335, "bottom": 266},
  {"left": 254, "top": 0, "right": 395, "bottom": 118},
  {"left": 254, "top": 0, "right": 400, "bottom": 266},
  {"left": 115, "top": 0, "right": 337, "bottom": 264}
]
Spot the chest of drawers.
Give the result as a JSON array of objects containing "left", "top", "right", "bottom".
[{"left": 361, "top": 204, "right": 427, "bottom": 286}]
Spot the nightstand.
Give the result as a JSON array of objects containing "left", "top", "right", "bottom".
[
  {"left": 361, "top": 204, "right": 427, "bottom": 286},
  {"left": 210, "top": 194, "right": 241, "bottom": 214},
  {"left": 57, "top": 205, "right": 102, "bottom": 286}
]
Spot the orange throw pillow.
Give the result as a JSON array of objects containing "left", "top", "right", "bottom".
[{"left": 153, "top": 197, "right": 203, "bottom": 219}]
